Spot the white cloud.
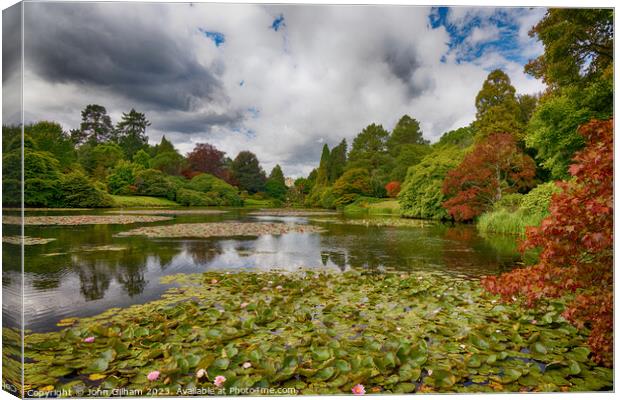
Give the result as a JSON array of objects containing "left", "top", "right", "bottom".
[{"left": 21, "top": 3, "right": 545, "bottom": 178}]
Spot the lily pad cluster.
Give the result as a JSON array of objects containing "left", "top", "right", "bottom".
[
  {"left": 2, "top": 236, "right": 56, "bottom": 245},
  {"left": 116, "top": 222, "right": 325, "bottom": 239},
  {"left": 249, "top": 210, "right": 338, "bottom": 217},
  {"left": 3, "top": 215, "right": 172, "bottom": 226},
  {"left": 106, "top": 210, "right": 228, "bottom": 215},
  {"left": 18, "top": 271, "right": 612, "bottom": 396},
  {"left": 312, "top": 218, "right": 435, "bottom": 228}
]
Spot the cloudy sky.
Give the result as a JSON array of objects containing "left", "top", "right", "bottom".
[{"left": 6, "top": 2, "right": 547, "bottom": 177}]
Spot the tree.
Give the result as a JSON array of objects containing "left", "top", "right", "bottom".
[
  {"left": 332, "top": 168, "right": 372, "bottom": 206},
  {"left": 328, "top": 139, "right": 347, "bottom": 183},
  {"left": 265, "top": 164, "right": 287, "bottom": 201},
  {"left": 115, "top": 108, "right": 150, "bottom": 159},
  {"left": 187, "top": 173, "right": 242, "bottom": 206},
  {"left": 387, "top": 115, "right": 428, "bottom": 154},
  {"left": 231, "top": 151, "right": 266, "bottom": 194},
  {"left": 76, "top": 104, "right": 114, "bottom": 145},
  {"left": 25, "top": 121, "right": 76, "bottom": 169},
  {"left": 525, "top": 9, "right": 613, "bottom": 90},
  {"left": 473, "top": 70, "right": 523, "bottom": 138},
  {"left": 482, "top": 119, "right": 613, "bottom": 367},
  {"left": 347, "top": 123, "right": 390, "bottom": 171},
  {"left": 442, "top": 133, "right": 536, "bottom": 222},
  {"left": 134, "top": 169, "right": 178, "bottom": 200},
  {"left": 315, "top": 144, "right": 331, "bottom": 187},
  {"left": 516, "top": 94, "right": 539, "bottom": 126},
  {"left": 78, "top": 143, "right": 124, "bottom": 181},
  {"left": 107, "top": 160, "right": 138, "bottom": 195},
  {"left": 150, "top": 136, "right": 185, "bottom": 176},
  {"left": 60, "top": 171, "right": 114, "bottom": 208},
  {"left": 186, "top": 143, "right": 226, "bottom": 179},
  {"left": 132, "top": 149, "right": 151, "bottom": 169}
]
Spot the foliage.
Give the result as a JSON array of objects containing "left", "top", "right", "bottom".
[
  {"left": 347, "top": 123, "right": 390, "bottom": 172},
  {"left": 385, "top": 181, "right": 401, "bottom": 198},
  {"left": 74, "top": 104, "right": 114, "bottom": 145},
  {"left": 231, "top": 151, "right": 266, "bottom": 194},
  {"left": 107, "top": 161, "right": 140, "bottom": 195},
  {"left": 265, "top": 165, "right": 287, "bottom": 201},
  {"left": 59, "top": 171, "right": 114, "bottom": 208},
  {"left": 442, "top": 133, "right": 536, "bottom": 222},
  {"left": 477, "top": 208, "right": 549, "bottom": 236},
  {"left": 132, "top": 150, "right": 151, "bottom": 169},
  {"left": 332, "top": 168, "right": 372, "bottom": 207},
  {"left": 399, "top": 147, "right": 465, "bottom": 220},
  {"left": 524, "top": 9, "right": 613, "bottom": 89},
  {"left": 187, "top": 173, "right": 243, "bottom": 206},
  {"left": 134, "top": 169, "right": 178, "bottom": 200},
  {"left": 20, "top": 271, "right": 613, "bottom": 394},
  {"left": 482, "top": 119, "right": 613, "bottom": 367},
  {"left": 115, "top": 109, "right": 150, "bottom": 159},
  {"left": 389, "top": 143, "right": 431, "bottom": 183},
  {"left": 520, "top": 182, "right": 561, "bottom": 216},
  {"left": 327, "top": 139, "right": 347, "bottom": 183},
  {"left": 176, "top": 188, "right": 218, "bottom": 206},
  {"left": 25, "top": 121, "right": 76, "bottom": 169},
  {"left": 473, "top": 70, "right": 523, "bottom": 138},
  {"left": 387, "top": 115, "right": 428, "bottom": 154},
  {"left": 78, "top": 143, "right": 125, "bottom": 181},
  {"left": 315, "top": 144, "right": 331, "bottom": 187},
  {"left": 186, "top": 143, "right": 226, "bottom": 179}
]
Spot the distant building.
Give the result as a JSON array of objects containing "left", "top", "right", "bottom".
[{"left": 285, "top": 177, "right": 295, "bottom": 188}]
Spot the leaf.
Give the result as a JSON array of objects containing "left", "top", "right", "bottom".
[
  {"left": 88, "top": 373, "right": 107, "bottom": 381},
  {"left": 86, "top": 358, "right": 109, "bottom": 373}
]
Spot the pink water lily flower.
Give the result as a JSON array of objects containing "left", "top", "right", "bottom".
[
  {"left": 214, "top": 375, "right": 226, "bottom": 387},
  {"left": 83, "top": 336, "right": 95, "bottom": 343},
  {"left": 352, "top": 384, "right": 365, "bottom": 395},
  {"left": 211, "top": 279, "right": 218, "bottom": 284},
  {"left": 147, "top": 371, "right": 160, "bottom": 381}
]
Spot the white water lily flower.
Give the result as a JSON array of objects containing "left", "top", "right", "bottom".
[
  {"left": 243, "top": 362, "right": 252, "bottom": 369},
  {"left": 196, "top": 369, "right": 206, "bottom": 379},
  {"left": 427, "top": 369, "right": 433, "bottom": 376}
]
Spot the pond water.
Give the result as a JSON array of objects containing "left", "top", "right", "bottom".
[{"left": 2, "top": 209, "right": 520, "bottom": 332}]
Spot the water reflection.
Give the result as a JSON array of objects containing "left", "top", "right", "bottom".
[{"left": 3, "top": 212, "right": 521, "bottom": 331}]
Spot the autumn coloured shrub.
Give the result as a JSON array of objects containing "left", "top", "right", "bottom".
[
  {"left": 385, "top": 181, "right": 401, "bottom": 197},
  {"left": 442, "top": 133, "right": 536, "bottom": 221},
  {"left": 482, "top": 119, "right": 613, "bottom": 367}
]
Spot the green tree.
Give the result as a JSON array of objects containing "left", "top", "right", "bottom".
[
  {"left": 78, "top": 143, "right": 124, "bottom": 181},
  {"left": 474, "top": 69, "right": 523, "bottom": 138},
  {"left": 26, "top": 121, "right": 76, "bottom": 169},
  {"left": 328, "top": 139, "right": 347, "bottom": 183},
  {"left": 516, "top": 94, "right": 539, "bottom": 126},
  {"left": 347, "top": 123, "right": 390, "bottom": 171},
  {"left": 115, "top": 108, "right": 151, "bottom": 159},
  {"left": 107, "top": 160, "right": 139, "bottom": 195},
  {"left": 60, "top": 171, "right": 114, "bottom": 208},
  {"left": 187, "top": 173, "right": 242, "bottom": 206},
  {"left": 525, "top": 9, "right": 613, "bottom": 90},
  {"left": 387, "top": 115, "right": 428, "bottom": 154},
  {"left": 389, "top": 143, "right": 432, "bottom": 183},
  {"left": 75, "top": 104, "right": 114, "bottom": 145},
  {"left": 134, "top": 169, "right": 178, "bottom": 200},
  {"left": 150, "top": 136, "right": 185, "bottom": 176},
  {"left": 132, "top": 149, "right": 152, "bottom": 169},
  {"left": 315, "top": 144, "right": 331, "bottom": 187},
  {"left": 265, "top": 164, "right": 287, "bottom": 201},
  {"left": 231, "top": 151, "right": 266, "bottom": 194}
]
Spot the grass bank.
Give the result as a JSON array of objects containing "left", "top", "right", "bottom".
[
  {"left": 343, "top": 197, "right": 400, "bottom": 215},
  {"left": 111, "top": 195, "right": 179, "bottom": 208},
  {"left": 17, "top": 271, "right": 611, "bottom": 395},
  {"left": 477, "top": 209, "right": 547, "bottom": 236}
]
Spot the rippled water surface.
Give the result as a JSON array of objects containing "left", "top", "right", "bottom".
[{"left": 2, "top": 208, "right": 520, "bottom": 331}]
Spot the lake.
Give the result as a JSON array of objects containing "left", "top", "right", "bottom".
[{"left": 2, "top": 209, "right": 520, "bottom": 332}]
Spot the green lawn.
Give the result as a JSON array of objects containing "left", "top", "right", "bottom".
[
  {"left": 343, "top": 197, "right": 400, "bottom": 215},
  {"left": 111, "top": 195, "right": 179, "bottom": 208}
]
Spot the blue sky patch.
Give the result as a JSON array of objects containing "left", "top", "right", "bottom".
[
  {"left": 271, "top": 14, "right": 285, "bottom": 31},
  {"left": 199, "top": 28, "right": 225, "bottom": 47},
  {"left": 429, "top": 7, "right": 532, "bottom": 67}
]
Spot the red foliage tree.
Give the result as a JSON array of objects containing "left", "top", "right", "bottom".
[
  {"left": 186, "top": 143, "right": 226, "bottom": 179},
  {"left": 482, "top": 119, "right": 613, "bottom": 367},
  {"left": 442, "top": 133, "right": 536, "bottom": 221},
  {"left": 385, "top": 181, "right": 401, "bottom": 198}
]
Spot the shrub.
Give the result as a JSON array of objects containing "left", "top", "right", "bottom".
[
  {"left": 3, "top": 148, "right": 63, "bottom": 207},
  {"left": 188, "top": 173, "right": 242, "bottom": 206},
  {"left": 491, "top": 193, "right": 524, "bottom": 212},
  {"left": 520, "top": 181, "right": 561, "bottom": 215},
  {"left": 385, "top": 181, "right": 401, "bottom": 198},
  {"left": 176, "top": 188, "right": 217, "bottom": 206},
  {"left": 332, "top": 168, "right": 372, "bottom": 206},
  {"left": 134, "top": 169, "right": 178, "bottom": 200},
  {"left": 60, "top": 171, "right": 114, "bottom": 208},
  {"left": 108, "top": 161, "right": 139, "bottom": 195}
]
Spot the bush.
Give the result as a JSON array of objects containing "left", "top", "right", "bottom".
[
  {"left": 176, "top": 188, "right": 217, "bottom": 206},
  {"left": 188, "top": 173, "right": 242, "bottom": 206},
  {"left": 3, "top": 148, "right": 63, "bottom": 207},
  {"left": 520, "top": 181, "right": 561, "bottom": 215},
  {"left": 332, "top": 168, "right": 372, "bottom": 206},
  {"left": 134, "top": 169, "right": 178, "bottom": 200},
  {"left": 385, "top": 181, "right": 401, "bottom": 198},
  {"left": 492, "top": 193, "right": 524, "bottom": 212},
  {"left": 60, "top": 171, "right": 114, "bottom": 208},
  {"left": 108, "top": 161, "right": 139, "bottom": 195}
]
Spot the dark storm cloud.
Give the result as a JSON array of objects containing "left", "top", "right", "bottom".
[
  {"left": 383, "top": 41, "right": 432, "bottom": 98},
  {"left": 2, "top": 3, "right": 21, "bottom": 83},
  {"left": 154, "top": 110, "right": 245, "bottom": 135},
  {"left": 23, "top": 2, "right": 225, "bottom": 112}
]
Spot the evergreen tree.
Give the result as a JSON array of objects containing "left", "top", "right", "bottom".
[
  {"left": 315, "top": 144, "right": 331, "bottom": 187},
  {"left": 115, "top": 108, "right": 151, "bottom": 159},
  {"left": 77, "top": 104, "right": 114, "bottom": 145},
  {"left": 231, "top": 151, "right": 266, "bottom": 193},
  {"left": 265, "top": 164, "right": 287, "bottom": 200},
  {"left": 387, "top": 115, "right": 428, "bottom": 154},
  {"left": 328, "top": 139, "right": 347, "bottom": 183}
]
